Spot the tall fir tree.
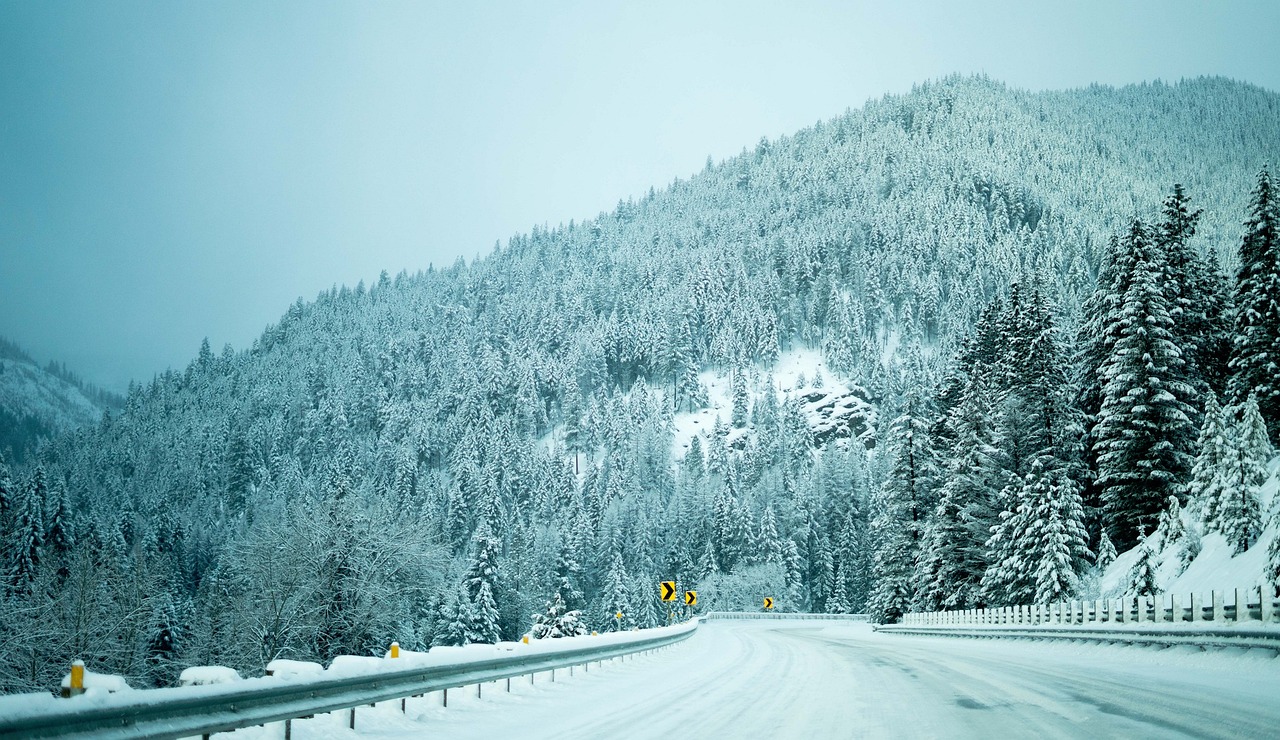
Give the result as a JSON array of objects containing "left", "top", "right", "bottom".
[
  {"left": 867, "top": 391, "right": 936, "bottom": 622},
  {"left": 1093, "top": 220, "right": 1197, "bottom": 550},
  {"left": 1228, "top": 166, "right": 1280, "bottom": 440},
  {"left": 918, "top": 372, "right": 1002, "bottom": 610},
  {"left": 1157, "top": 184, "right": 1232, "bottom": 399}
]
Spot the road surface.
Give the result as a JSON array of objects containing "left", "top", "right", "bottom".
[{"left": 230, "top": 619, "right": 1280, "bottom": 739}]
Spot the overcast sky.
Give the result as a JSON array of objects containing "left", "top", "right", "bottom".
[{"left": 2, "top": 1, "right": 1278, "bottom": 391}]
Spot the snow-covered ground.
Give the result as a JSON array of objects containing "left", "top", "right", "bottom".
[
  {"left": 671, "top": 347, "right": 876, "bottom": 459},
  {"left": 1102, "top": 456, "right": 1280, "bottom": 600},
  {"left": 220, "top": 619, "right": 1280, "bottom": 739},
  {"left": 0, "top": 356, "right": 103, "bottom": 431}
]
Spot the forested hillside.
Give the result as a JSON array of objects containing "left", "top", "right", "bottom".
[
  {"left": 0, "top": 337, "right": 121, "bottom": 465},
  {"left": 2, "top": 76, "right": 1279, "bottom": 693}
]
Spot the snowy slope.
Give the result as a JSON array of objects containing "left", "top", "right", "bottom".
[
  {"left": 0, "top": 357, "right": 103, "bottom": 431},
  {"left": 671, "top": 348, "right": 877, "bottom": 461},
  {"left": 1101, "top": 456, "right": 1280, "bottom": 599}
]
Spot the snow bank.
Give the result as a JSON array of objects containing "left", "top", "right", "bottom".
[
  {"left": 60, "top": 668, "right": 130, "bottom": 694},
  {"left": 265, "top": 659, "right": 324, "bottom": 680},
  {"left": 1103, "top": 456, "right": 1280, "bottom": 600},
  {"left": 178, "top": 666, "right": 242, "bottom": 687}
]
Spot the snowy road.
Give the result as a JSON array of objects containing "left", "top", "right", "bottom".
[{"left": 232, "top": 620, "right": 1280, "bottom": 739}]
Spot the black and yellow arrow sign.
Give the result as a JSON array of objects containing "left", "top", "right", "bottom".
[
  {"left": 660, "top": 581, "right": 676, "bottom": 601},
  {"left": 684, "top": 590, "right": 697, "bottom": 606},
  {"left": 763, "top": 597, "right": 774, "bottom": 610}
]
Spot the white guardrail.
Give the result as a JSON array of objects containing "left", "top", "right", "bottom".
[
  {"left": 0, "top": 620, "right": 699, "bottom": 740},
  {"left": 898, "top": 586, "right": 1278, "bottom": 627},
  {"left": 876, "top": 585, "right": 1280, "bottom": 649}
]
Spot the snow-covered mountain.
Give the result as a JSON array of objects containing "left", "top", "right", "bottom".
[
  {"left": 0, "top": 337, "right": 119, "bottom": 464},
  {"left": 3, "top": 76, "right": 1280, "bottom": 693}
]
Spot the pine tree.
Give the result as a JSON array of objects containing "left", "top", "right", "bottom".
[
  {"left": 697, "top": 537, "right": 720, "bottom": 580},
  {"left": 1214, "top": 395, "right": 1270, "bottom": 554},
  {"left": 1028, "top": 461, "right": 1092, "bottom": 604},
  {"left": 1095, "top": 529, "right": 1117, "bottom": 571},
  {"left": 1157, "top": 184, "right": 1232, "bottom": 398},
  {"left": 469, "top": 581, "right": 501, "bottom": 644},
  {"left": 1125, "top": 533, "right": 1160, "bottom": 597},
  {"left": 529, "top": 592, "right": 588, "bottom": 639},
  {"left": 430, "top": 587, "right": 469, "bottom": 647},
  {"left": 1191, "top": 393, "right": 1230, "bottom": 528},
  {"left": 8, "top": 469, "right": 45, "bottom": 593},
  {"left": 756, "top": 506, "right": 783, "bottom": 566},
  {"left": 1228, "top": 167, "right": 1280, "bottom": 439},
  {"left": 45, "top": 485, "right": 75, "bottom": 560},
  {"left": 601, "top": 550, "right": 632, "bottom": 629},
  {"left": 868, "top": 392, "right": 936, "bottom": 622},
  {"left": 731, "top": 368, "right": 749, "bottom": 428},
  {"left": 1156, "top": 495, "right": 1186, "bottom": 554},
  {"left": 0, "top": 452, "right": 13, "bottom": 537},
  {"left": 982, "top": 458, "right": 1089, "bottom": 606},
  {"left": 921, "top": 372, "right": 1002, "bottom": 610},
  {"left": 1094, "top": 220, "right": 1196, "bottom": 550}
]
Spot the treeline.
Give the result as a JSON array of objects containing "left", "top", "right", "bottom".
[{"left": 867, "top": 174, "right": 1279, "bottom": 622}]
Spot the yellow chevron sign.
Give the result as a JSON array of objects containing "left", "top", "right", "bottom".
[
  {"left": 660, "top": 581, "right": 676, "bottom": 601},
  {"left": 684, "top": 590, "right": 697, "bottom": 606},
  {"left": 764, "top": 597, "right": 774, "bottom": 610}
]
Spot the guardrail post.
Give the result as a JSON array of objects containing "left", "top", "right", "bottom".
[
  {"left": 1190, "top": 592, "right": 1201, "bottom": 622},
  {"left": 62, "top": 660, "right": 85, "bottom": 698},
  {"left": 1213, "top": 590, "right": 1225, "bottom": 622},
  {"left": 1093, "top": 599, "right": 1102, "bottom": 624},
  {"left": 1169, "top": 593, "right": 1181, "bottom": 623},
  {"left": 285, "top": 719, "right": 291, "bottom": 740},
  {"left": 443, "top": 688, "right": 448, "bottom": 707},
  {"left": 1234, "top": 588, "right": 1246, "bottom": 623},
  {"left": 349, "top": 708, "right": 356, "bottom": 730},
  {"left": 1261, "top": 584, "right": 1273, "bottom": 623}
]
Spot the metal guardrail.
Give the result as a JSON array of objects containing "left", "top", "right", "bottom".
[
  {"left": 899, "top": 587, "right": 1278, "bottom": 628},
  {"left": 873, "top": 624, "right": 1280, "bottom": 651},
  {"left": 0, "top": 622, "right": 699, "bottom": 740},
  {"left": 706, "top": 612, "right": 869, "bottom": 621}
]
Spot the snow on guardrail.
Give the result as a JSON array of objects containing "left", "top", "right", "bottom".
[
  {"left": 897, "top": 585, "right": 1278, "bottom": 628},
  {"left": 879, "top": 585, "right": 1280, "bottom": 649},
  {"left": 0, "top": 619, "right": 700, "bottom": 740}
]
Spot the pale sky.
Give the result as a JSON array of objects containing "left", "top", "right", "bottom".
[{"left": 2, "top": 0, "right": 1278, "bottom": 391}]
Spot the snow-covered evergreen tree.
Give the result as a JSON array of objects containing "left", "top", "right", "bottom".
[
  {"left": 1214, "top": 395, "right": 1270, "bottom": 554},
  {"left": 731, "top": 368, "right": 749, "bottom": 428},
  {"left": 1095, "top": 529, "right": 1117, "bottom": 571},
  {"left": 918, "top": 372, "right": 1001, "bottom": 610},
  {"left": 529, "top": 591, "right": 589, "bottom": 639},
  {"left": 601, "top": 550, "right": 632, "bottom": 630},
  {"left": 1093, "top": 220, "right": 1196, "bottom": 550},
  {"left": 1192, "top": 392, "right": 1230, "bottom": 527},
  {"left": 469, "top": 580, "right": 501, "bottom": 644},
  {"left": 1125, "top": 533, "right": 1160, "bottom": 598},
  {"left": 1228, "top": 167, "right": 1280, "bottom": 439}
]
